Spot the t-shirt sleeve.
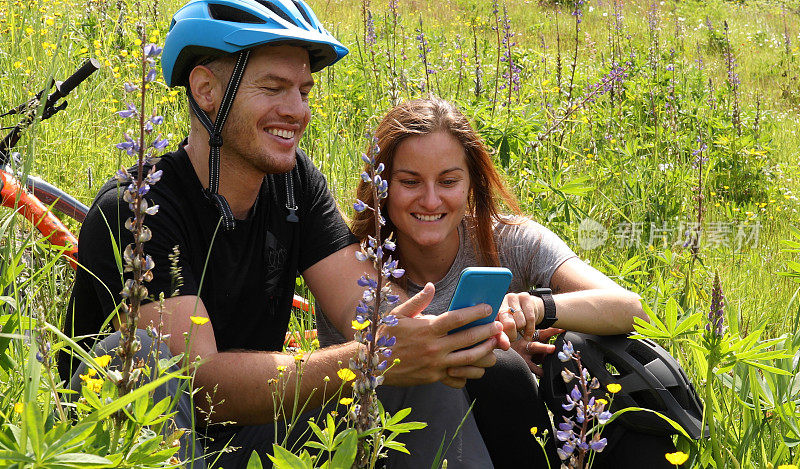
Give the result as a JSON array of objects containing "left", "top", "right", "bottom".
[
  {"left": 76, "top": 184, "right": 199, "bottom": 319},
  {"left": 496, "top": 218, "right": 577, "bottom": 291},
  {"left": 295, "top": 153, "right": 358, "bottom": 273}
]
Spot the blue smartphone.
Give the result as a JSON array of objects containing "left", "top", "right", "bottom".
[{"left": 447, "top": 267, "right": 513, "bottom": 335}]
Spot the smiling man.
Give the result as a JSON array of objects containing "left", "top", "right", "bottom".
[{"left": 63, "top": 0, "right": 508, "bottom": 467}]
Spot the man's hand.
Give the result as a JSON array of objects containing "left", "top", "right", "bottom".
[{"left": 382, "top": 283, "right": 508, "bottom": 389}]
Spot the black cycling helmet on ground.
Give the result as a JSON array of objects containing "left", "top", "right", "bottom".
[{"left": 541, "top": 332, "right": 706, "bottom": 440}]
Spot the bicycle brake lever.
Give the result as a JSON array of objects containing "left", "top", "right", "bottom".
[{"left": 41, "top": 101, "right": 68, "bottom": 120}]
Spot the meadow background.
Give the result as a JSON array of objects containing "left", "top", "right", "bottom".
[{"left": 2, "top": 0, "right": 800, "bottom": 466}]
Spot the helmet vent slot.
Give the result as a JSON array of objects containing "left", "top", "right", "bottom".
[
  {"left": 629, "top": 389, "right": 665, "bottom": 412},
  {"left": 292, "top": 1, "right": 314, "bottom": 27},
  {"left": 255, "top": 0, "right": 298, "bottom": 26},
  {"left": 627, "top": 345, "right": 659, "bottom": 366},
  {"left": 208, "top": 4, "right": 266, "bottom": 24},
  {"left": 667, "top": 384, "right": 689, "bottom": 408},
  {"left": 605, "top": 361, "right": 621, "bottom": 377}
]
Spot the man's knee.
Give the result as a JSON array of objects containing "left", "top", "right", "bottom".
[{"left": 70, "top": 329, "right": 175, "bottom": 390}]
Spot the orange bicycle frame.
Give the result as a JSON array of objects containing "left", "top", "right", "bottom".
[{"left": 1, "top": 169, "right": 78, "bottom": 267}]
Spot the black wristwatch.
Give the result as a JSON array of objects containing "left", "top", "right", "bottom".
[{"left": 529, "top": 287, "right": 557, "bottom": 328}]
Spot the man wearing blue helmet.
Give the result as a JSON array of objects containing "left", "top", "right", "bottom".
[{"left": 64, "top": 0, "right": 508, "bottom": 467}]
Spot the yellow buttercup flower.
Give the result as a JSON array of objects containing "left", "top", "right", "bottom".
[
  {"left": 190, "top": 316, "right": 209, "bottom": 325},
  {"left": 351, "top": 320, "right": 370, "bottom": 331},
  {"left": 664, "top": 452, "right": 689, "bottom": 465},
  {"left": 79, "top": 368, "right": 97, "bottom": 381},
  {"left": 596, "top": 398, "right": 608, "bottom": 407},
  {"left": 293, "top": 352, "right": 304, "bottom": 362},
  {"left": 84, "top": 378, "right": 103, "bottom": 394},
  {"left": 276, "top": 365, "right": 287, "bottom": 372},
  {"left": 530, "top": 427, "right": 537, "bottom": 435},
  {"left": 14, "top": 402, "right": 24, "bottom": 414},
  {"left": 339, "top": 398, "right": 353, "bottom": 405},
  {"left": 607, "top": 383, "right": 622, "bottom": 394},
  {"left": 95, "top": 355, "right": 112, "bottom": 367},
  {"left": 337, "top": 368, "right": 356, "bottom": 382}
]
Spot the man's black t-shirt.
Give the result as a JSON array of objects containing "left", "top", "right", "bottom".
[{"left": 61, "top": 144, "right": 356, "bottom": 379}]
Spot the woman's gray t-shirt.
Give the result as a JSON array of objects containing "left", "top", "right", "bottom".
[{"left": 318, "top": 217, "right": 576, "bottom": 469}]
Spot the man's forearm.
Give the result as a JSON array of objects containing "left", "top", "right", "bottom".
[{"left": 194, "top": 342, "right": 359, "bottom": 426}]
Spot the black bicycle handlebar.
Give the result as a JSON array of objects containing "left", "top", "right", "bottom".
[
  {"left": 1, "top": 58, "right": 101, "bottom": 165},
  {"left": 50, "top": 58, "right": 101, "bottom": 102}
]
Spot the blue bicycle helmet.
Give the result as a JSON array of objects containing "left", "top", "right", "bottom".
[
  {"left": 162, "top": 0, "right": 348, "bottom": 86},
  {"left": 160, "top": 0, "right": 348, "bottom": 230}
]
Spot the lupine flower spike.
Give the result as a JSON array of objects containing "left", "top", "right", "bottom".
[
  {"left": 350, "top": 134, "right": 403, "bottom": 467},
  {"left": 112, "top": 31, "right": 167, "bottom": 399},
  {"left": 707, "top": 272, "right": 725, "bottom": 337},
  {"left": 556, "top": 341, "right": 614, "bottom": 468}
]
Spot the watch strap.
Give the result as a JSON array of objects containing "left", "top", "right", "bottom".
[{"left": 530, "top": 287, "right": 557, "bottom": 328}]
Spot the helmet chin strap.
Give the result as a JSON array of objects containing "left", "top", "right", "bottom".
[{"left": 186, "top": 49, "right": 251, "bottom": 231}]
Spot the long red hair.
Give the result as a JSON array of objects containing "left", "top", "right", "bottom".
[{"left": 351, "top": 97, "right": 520, "bottom": 269}]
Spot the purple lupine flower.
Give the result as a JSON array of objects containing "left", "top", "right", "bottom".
[
  {"left": 365, "top": 10, "right": 376, "bottom": 46},
  {"left": 145, "top": 68, "right": 158, "bottom": 83},
  {"left": 117, "top": 103, "right": 138, "bottom": 118},
  {"left": 151, "top": 135, "right": 169, "bottom": 150},
  {"left": 115, "top": 133, "right": 139, "bottom": 156},
  {"left": 146, "top": 169, "right": 163, "bottom": 184},
  {"left": 589, "top": 436, "right": 608, "bottom": 452},
  {"left": 353, "top": 199, "right": 367, "bottom": 212},
  {"left": 708, "top": 272, "right": 725, "bottom": 336},
  {"left": 143, "top": 43, "right": 163, "bottom": 58}
]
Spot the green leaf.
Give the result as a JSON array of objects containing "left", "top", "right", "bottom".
[
  {"left": 89, "top": 372, "right": 186, "bottom": 421},
  {"left": 632, "top": 314, "right": 669, "bottom": 340},
  {"left": 267, "top": 444, "right": 312, "bottom": 469},
  {"left": 384, "top": 421, "right": 427, "bottom": 433},
  {"left": 0, "top": 296, "right": 17, "bottom": 310},
  {"left": 42, "top": 421, "right": 97, "bottom": 459},
  {"left": 383, "top": 439, "right": 410, "bottom": 454},
  {"left": 144, "top": 397, "right": 173, "bottom": 426},
  {"left": 558, "top": 176, "right": 593, "bottom": 196},
  {"left": 599, "top": 407, "right": 692, "bottom": 440},
  {"left": 246, "top": 450, "right": 264, "bottom": 469},
  {"left": 385, "top": 407, "right": 412, "bottom": 425},
  {"left": 49, "top": 452, "right": 113, "bottom": 466},
  {"left": 22, "top": 398, "right": 44, "bottom": 457},
  {"left": 498, "top": 135, "right": 510, "bottom": 168},
  {"left": 0, "top": 450, "right": 34, "bottom": 463},
  {"left": 742, "top": 360, "right": 793, "bottom": 376},
  {"left": 157, "top": 353, "right": 185, "bottom": 372},
  {"left": 330, "top": 430, "right": 357, "bottom": 468}
]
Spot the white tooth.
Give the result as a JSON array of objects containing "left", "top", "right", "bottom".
[{"left": 267, "top": 128, "right": 294, "bottom": 139}]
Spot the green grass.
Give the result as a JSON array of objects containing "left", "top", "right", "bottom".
[{"left": 2, "top": 0, "right": 800, "bottom": 466}]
